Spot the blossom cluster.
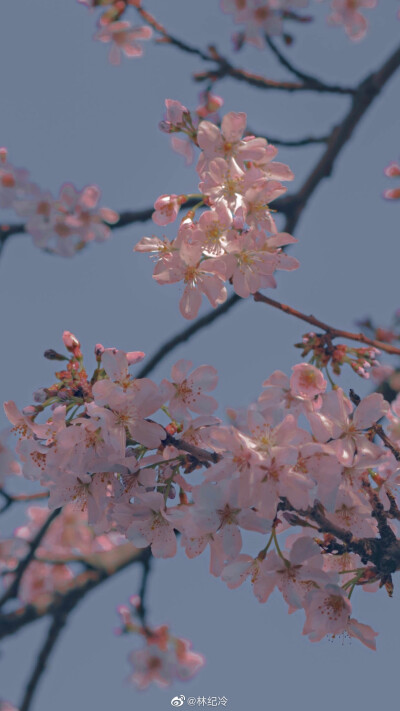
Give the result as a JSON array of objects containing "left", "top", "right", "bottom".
[
  {"left": 135, "top": 105, "right": 299, "bottom": 319},
  {"left": 220, "top": 0, "right": 311, "bottom": 46},
  {"left": 296, "top": 331, "right": 381, "bottom": 378},
  {"left": 78, "top": 0, "right": 153, "bottom": 64},
  {"left": 0, "top": 149, "right": 118, "bottom": 256},
  {"left": 5, "top": 332, "right": 400, "bottom": 651},
  {"left": 326, "top": 0, "right": 377, "bottom": 41},
  {"left": 116, "top": 596, "right": 205, "bottom": 689},
  {"left": 0, "top": 503, "right": 128, "bottom": 605},
  {"left": 221, "top": 0, "right": 378, "bottom": 44}
]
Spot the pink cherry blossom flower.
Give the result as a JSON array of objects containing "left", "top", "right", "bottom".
[
  {"left": 184, "top": 479, "right": 271, "bottom": 562},
  {"left": 122, "top": 492, "right": 185, "bottom": 558},
  {"left": 236, "top": 175, "right": 287, "bottom": 232},
  {"left": 216, "top": 229, "right": 279, "bottom": 298},
  {"left": 134, "top": 234, "right": 180, "bottom": 267},
  {"left": 15, "top": 182, "right": 118, "bottom": 256},
  {"left": 327, "top": 0, "right": 377, "bottom": 41},
  {"left": 94, "top": 21, "right": 153, "bottom": 64},
  {"left": 190, "top": 202, "right": 233, "bottom": 257},
  {"left": 160, "top": 359, "right": 218, "bottom": 423},
  {"left": 328, "top": 486, "right": 378, "bottom": 538},
  {"left": 100, "top": 347, "right": 145, "bottom": 387},
  {"left": 152, "top": 194, "right": 185, "bottom": 226},
  {"left": 153, "top": 250, "right": 228, "bottom": 320},
  {"left": 258, "top": 370, "right": 315, "bottom": 417},
  {"left": 92, "top": 377, "right": 166, "bottom": 448},
  {"left": 202, "top": 425, "right": 264, "bottom": 487},
  {"left": 221, "top": 553, "right": 262, "bottom": 589},
  {"left": 220, "top": 0, "right": 283, "bottom": 46},
  {"left": 58, "top": 183, "right": 119, "bottom": 244},
  {"left": 197, "top": 112, "right": 271, "bottom": 173},
  {"left": 128, "top": 632, "right": 204, "bottom": 689},
  {"left": 307, "top": 390, "right": 389, "bottom": 466},
  {"left": 221, "top": 0, "right": 309, "bottom": 46},
  {"left": 290, "top": 363, "right": 327, "bottom": 400},
  {"left": 199, "top": 157, "right": 245, "bottom": 212},
  {"left": 302, "top": 584, "right": 352, "bottom": 641},
  {"left": 254, "top": 537, "right": 333, "bottom": 610},
  {"left": 302, "top": 584, "right": 377, "bottom": 648}
]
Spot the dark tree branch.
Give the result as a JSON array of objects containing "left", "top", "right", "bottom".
[
  {"left": 261, "top": 134, "right": 329, "bottom": 148},
  {"left": 136, "top": 293, "right": 241, "bottom": 378},
  {"left": 136, "top": 5, "right": 353, "bottom": 94},
  {"left": 281, "top": 41, "right": 400, "bottom": 233},
  {"left": 136, "top": 547, "right": 152, "bottom": 632},
  {"left": 194, "top": 49, "right": 354, "bottom": 94},
  {"left": 19, "top": 608, "right": 71, "bottom": 711},
  {"left": 246, "top": 125, "right": 329, "bottom": 147},
  {"left": 0, "top": 545, "right": 149, "bottom": 641},
  {"left": 0, "top": 509, "right": 61, "bottom": 608}
]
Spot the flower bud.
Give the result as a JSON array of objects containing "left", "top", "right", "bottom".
[
  {"left": 63, "top": 331, "right": 80, "bottom": 351},
  {"left": 44, "top": 349, "right": 67, "bottom": 361}
]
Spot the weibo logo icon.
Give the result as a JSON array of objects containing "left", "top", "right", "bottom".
[{"left": 171, "top": 695, "right": 185, "bottom": 707}]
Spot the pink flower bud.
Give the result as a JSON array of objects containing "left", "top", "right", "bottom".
[
  {"left": 126, "top": 351, "right": 145, "bottom": 365},
  {"left": 62, "top": 331, "right": 80, "bottom": 350}
]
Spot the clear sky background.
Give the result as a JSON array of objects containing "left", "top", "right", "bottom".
[{"left": 0, "top": 1, "right": 400, "bottom": 709}]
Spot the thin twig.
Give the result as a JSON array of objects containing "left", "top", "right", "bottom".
[
  {"left": 0, "top": 508, "right": 61, "bottom": 608},
  {"left": 246, "top": 125, "right": 329, "bottom": 147},
  {"left": 253, "top": 292, "right": 400, "bottom": 357},
  {"left": 261, "top": 134, "right": 329, "bottom": 147},
  {"left": 136, "top": 3, "right": 354, "bottom": 95},
  {"left": 0, "top": 490, "right": 48, "bottom": 514},
  {"left": 137, "top": 293, "right": 242, "bottom": 378},
  {"left": 135, "top": 5, "right": 212, "bottom": 62},
  {"left": 266, "top": 37, "right": 348, "bottom": 91}
]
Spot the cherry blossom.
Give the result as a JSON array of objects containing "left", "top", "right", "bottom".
[
  {"left": 220, "top": 0, "right": 310, "bottom": 46},
  {"left": 327, "top": 0, "right": 377, "bottom": 41},
  {"left": 0, "top": 150, "right": 118, "bottom": 256},
  {"left": 302, "top": 583, "right": 376, "bottom": 649},
  {"left": 94, "top": 21, "right": 153, "bottom": 64},
  {"left": 160, "top": 360, "right": 218, "bottom": 423},
  {"left": 124, "top": 619, "right": 205, "bottom": 690}
]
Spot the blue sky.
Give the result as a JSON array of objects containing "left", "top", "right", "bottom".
[{"left": 1, "top": 1, "right": 400, "bottom": 709}]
